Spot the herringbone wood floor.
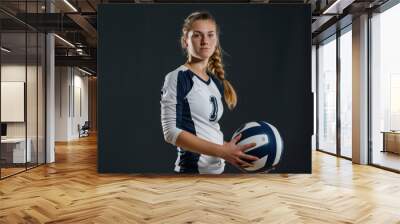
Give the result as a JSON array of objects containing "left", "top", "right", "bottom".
[{"left": 1, "top": 135, "right": 400, "bottom": 224}]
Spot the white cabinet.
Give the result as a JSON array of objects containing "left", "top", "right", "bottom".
[{"left": 1, "top": 138, "right": 32, "bottom": 163}]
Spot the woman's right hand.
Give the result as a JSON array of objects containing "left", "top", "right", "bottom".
[{"left": 218, "top": 134, "right": 259, "bottom": 169}]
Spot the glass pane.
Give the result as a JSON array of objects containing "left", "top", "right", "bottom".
[
  {"left": 27, "top": 31, "right": 38, "bottom": 169},
  {"left": 312, "top": 46, "right": 317, "bottom": 150},
  {"left": 0, "top": 1, "right": 46, "bottom": 178},
  {"left": 371, "top": 3, "right": 400, "bottom": 171},
  {"left": 1, "top": 31, "right": 27, "bottom": 178},
  {"left": 318, "top": 36, "right": 337, "bottom": 154},
  {"left": 38, "top": 33, "right": 45, "bottom": 165},
  {"left": 340, "top": 29, "right": 352, "bottom": 158}
]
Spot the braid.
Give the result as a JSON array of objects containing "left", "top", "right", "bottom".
[
  {"left": 208, "top": 46, "right": 225, "bottom": 80},
  {"left": 208, "top": 45, "right": 237, "bottom": 110}
]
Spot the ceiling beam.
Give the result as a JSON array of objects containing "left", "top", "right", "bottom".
[
  {"left": 55, "top": 55, "right": 96, "bottom": 71},
  {"left": 67, "top": 13, "right": 97, "bottom": 47}
]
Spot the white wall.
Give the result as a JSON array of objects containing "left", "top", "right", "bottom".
[
  {"left": 55, "top": 66, "right": 69, "bottom": 141},
  {"left": 1, "top": 63, "right": 46, "bottom": 164},
  {"left": 72, "top": 72, "right": 89, "bottom": 138},
  {"left": 1, "top": 65, "right": 27, "bottom": 141},
  {"left": 55, "top": 67, "right": 89, "bottom": 141},
  {"left": 1, "top": 65, "right": 41, "bottom": 137}
]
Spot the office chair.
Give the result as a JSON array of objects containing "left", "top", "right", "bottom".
[{"left": 79, "top": 121, "right": 90, "bottom": 138}]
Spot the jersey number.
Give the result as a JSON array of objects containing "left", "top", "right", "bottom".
[{"left": 209, "top": 96, "right": 218, "bottom": 122}]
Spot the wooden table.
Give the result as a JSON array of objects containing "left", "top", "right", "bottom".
[{"left": 381, "top": 131, "right": 400, "bottom": 154}]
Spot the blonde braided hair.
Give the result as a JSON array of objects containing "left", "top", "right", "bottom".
[{"left": 207, "top": 45, "right": 237, "bottom": 110}]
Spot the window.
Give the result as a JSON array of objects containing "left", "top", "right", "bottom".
[
  {"left": 339, "top": 28, "right": 352, "bottom": 158},
  {"left": 371, "top": 2, "right": 400, "bottom": 171},
  {"left": 317, "top": 35, "right": 337, "bottom": 154}
]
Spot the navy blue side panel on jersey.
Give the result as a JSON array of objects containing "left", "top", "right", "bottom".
[
  {"left": 176, "top": 70, "right": 195, "bottom": 134},
  {"left": 175, "top": 70, "right": 199, "bottom": 173},
  {"left": 176, "top": 147, "right": 200, "bottom": 173},
  {"left": 210, "top": 75, "right": 224, "bottom": 96}
]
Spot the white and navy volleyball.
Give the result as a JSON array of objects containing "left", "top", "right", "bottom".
[{"left": 232, "top": 121, "right": 284, "bottom": 173}]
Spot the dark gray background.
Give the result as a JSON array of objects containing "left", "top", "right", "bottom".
[{"left": 98, "top": 4, "right": 312, "bottom": 173}]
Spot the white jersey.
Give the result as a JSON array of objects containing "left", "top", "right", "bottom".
[{"left": 160, "top": 65, "right": 225, "bottom": 174}]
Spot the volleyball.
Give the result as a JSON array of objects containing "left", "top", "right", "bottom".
[{"left": 232, "top": 121, "right": 284, "bottom": 172}]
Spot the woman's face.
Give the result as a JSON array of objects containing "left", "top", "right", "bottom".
[{"left": 184, "top": 19, "right": 218, "bottom": 61}]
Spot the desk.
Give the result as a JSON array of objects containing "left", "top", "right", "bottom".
[
  {"left": 1, "top": 138, "right": 32, "bottom": 163},
  {"left": 382, "top": 131, "right": 400, "bottom": 154}
]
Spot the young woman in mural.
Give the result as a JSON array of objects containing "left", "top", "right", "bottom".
[{"left": 160, "top": 11, "right": 258, "bottom": 174}]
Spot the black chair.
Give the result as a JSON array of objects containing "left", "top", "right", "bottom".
[{"left": 79, "top": 121, "right": 90, "bottom": 138}]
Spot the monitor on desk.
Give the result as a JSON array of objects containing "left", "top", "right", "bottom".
[{"left": 1, "top": 123, "right": 7, "bottom": 139}]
